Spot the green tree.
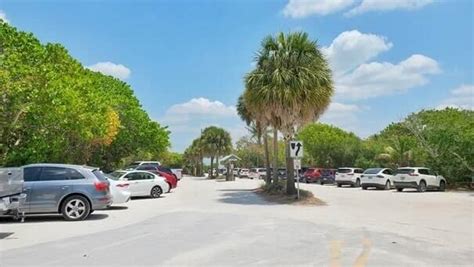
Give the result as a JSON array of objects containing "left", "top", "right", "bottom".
[
  {"left": 245, "top": 32, "right": 334, "bottom": 194},
  {"left": 200, "top": 126, "right": 232, "bottom": 178},
  {"left": 236, "top": 95, "right": 271, "bottom": 183},
  {"left": 298, "top": 123, "right": 361, "bottom": 168}
]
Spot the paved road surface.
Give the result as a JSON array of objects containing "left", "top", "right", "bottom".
[{"left": 1, "top": 177, "right": 472, "bottom": 266}]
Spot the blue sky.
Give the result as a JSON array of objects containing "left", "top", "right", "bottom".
[{"left": 1, "top": 0, "right": 472, "bottom": 152}]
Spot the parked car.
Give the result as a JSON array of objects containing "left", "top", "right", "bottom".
[
  {"left": 127, "top": 165, "right": 177, "bottom": 192},
  {"left": 361, "top": 168, "right": 394, "bottom": 190},
  {"left": 393, "top": 167, "right": 446, "bottom": 192},
  {"left": 302, "top": 168, "right": 324, "bottom": 183},
  {"left": 335, "top": 167, "right": 364, "bottom": 187},
  {"left": 239, "top": 168, "right": 249, "bottom": 178},
  {"left": 107, "top": 170, "right": 169, "bottom": 198},
  {"left": 105, "top": 177, "right": 132, "bottom": 206},
  {"left": 171, "top": 169, "right": 183, "bottom": 180},
  {"left": 22, "top": 164, "right": 112, "bottom": 221},
  {"left": 320, "top": 169, "right": 336, "bottom": 185},
  {"left": 233, "top": 168, "right": 241, "bottom": 176},
  {"left": 249, "top": 168, "right": 266, "bottom": 179},
  {"left": 126, "top": 161, "right": 161, "bottom": 169},
  {"left": 1, "top": 167, "right": 26, "bottom": 218}
]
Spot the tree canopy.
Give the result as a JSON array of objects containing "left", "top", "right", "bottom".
[{"left": 0, "top": 22, "right": 170, "bottom": 170}]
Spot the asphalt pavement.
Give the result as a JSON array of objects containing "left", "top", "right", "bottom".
[{"left": 0, "top": 177, "right": 472, "bottom": 266}]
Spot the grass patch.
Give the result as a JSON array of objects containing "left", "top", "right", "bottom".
[{"left": 255, "top": 181, "right": 326, "bottom": 206}]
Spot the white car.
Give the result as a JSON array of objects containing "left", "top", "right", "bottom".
[
  {"left": 233, "top": 168, "right": 241, "bottom": 176},
  {"left": 105, "top": 177, "right": 132, "bottom": 206},
  {"left": 239, "top": 168, "right": 249, "bottom": 178},
  {"left": 335, "top": 167, "right": 364, "bottom": 187},
  {"left": 360, "top": 168, "right": 394, "bottom": 190},
  {"left": 248, "top": 168, "right": 266, "bottom": 179},
  {"left": 107, "top": 170, "right": 170, "bottom": 198},
  {"left": 393, "top": 167, "right": 446, "bottom": 192}
]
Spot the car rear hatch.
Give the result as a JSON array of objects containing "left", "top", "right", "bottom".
[{"left": 394, "top": 168, "right": 417, "bottom": 182}]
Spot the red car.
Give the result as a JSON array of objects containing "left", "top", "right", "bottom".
[
  {"left": 128, "top": 165, "right": 178, "bottom": 192},
  {"left": 302, "top": 168, "right": 324, "bottom": 183}
]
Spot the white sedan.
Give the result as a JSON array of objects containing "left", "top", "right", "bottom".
[
  {"left": 107, "top": 170, "right": 170, "bottom": 198},
  {"left": 105, "top": 176, "right": 132, "bottom": 206},
  {"left": 360, "top": 168, "right": 394, "bottom": 190}
]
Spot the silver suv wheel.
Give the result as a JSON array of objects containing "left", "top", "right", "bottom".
[{"left": 61, "top": 196, "right": 90, "bottom": 221}]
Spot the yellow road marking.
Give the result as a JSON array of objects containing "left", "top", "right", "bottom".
[
  {"left": 353, "top": 237, "right": 372, "bottom": 267},
  {"left": 329, "top": 240, "right": 343, "bottom": 267}
]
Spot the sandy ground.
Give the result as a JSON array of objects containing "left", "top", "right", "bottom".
[{"left": 0, "top": 177, "right": 473, "bottom": 266}]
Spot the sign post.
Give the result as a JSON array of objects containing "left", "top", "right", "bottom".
[{"left": 290, "top": 141, "right": 303, "bottom": 199}]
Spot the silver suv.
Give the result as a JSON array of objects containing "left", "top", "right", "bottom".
[{"left": 22, "top": 164, "right": 112, "bottom": 221}]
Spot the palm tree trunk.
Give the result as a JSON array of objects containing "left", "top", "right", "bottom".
[
  {"left": 286, "top": 139, "right": 297, "bottom": 195},
  {"left": 263, "top": 133, "right": 271, "bottom": 184},
  {"left": 272, "top": 128, "right": 279, "bottom": 184},
  {"left": 210, "top": 156, "right": 214, "bottom": 178},
  {"left": 216, "top": 154, "right": 219, "bottom": 177}
]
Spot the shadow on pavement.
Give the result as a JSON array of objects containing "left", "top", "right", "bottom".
[
  {"left": 218, "top": 191, "right": 277, "bottom": 206},
  {"left": 106, "top": 206, "right": 128, "bottom": 210},
  {"left": 217, "top": 189, "right": 256, "bottom": 192},
  {"left": 0, "top": 214, "right": 108, "bottom": 224},
  {"left": 0, "top": 232, "right": 14, "bottom": 239}
]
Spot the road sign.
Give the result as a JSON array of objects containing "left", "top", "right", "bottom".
[
  {"left": 290, "top": 141, "right": 303, "bottom": 158},
  {"left": 293, "top": 159, "right": 301, "bottom": 170}
]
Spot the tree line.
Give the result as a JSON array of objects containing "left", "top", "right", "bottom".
[
  {"left": 235, "top": 108, "right": 473, "bottom": 187},
  {"left": 183, "top": 126, "right": 232, "bottom": 178},
  {"left": 0, "top": 22, "right": 170, "bottom": 171}
]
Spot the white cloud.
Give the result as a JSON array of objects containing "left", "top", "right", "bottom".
[
  {"left": 346, "top": 0, "right": 433, "bottom": 16},
  {"left": 0, "top": 10, "right": 9, "bottom": 24},
  {"left": 437, "top": 84, "right": 474, "bottom": 110},
  {"left": 336, "top": 54, "right": 440, "bottom": 100},
  {"left": 320, "top": 102, "right": 362, "bottom": 132},
  {"left": 87, "top": 62, "right": 131, "bottom": 80},
  {"left": 165, "top": 97, "right": 236, "bottom": 117},
  {"left": 322, "top": 30, "right": 393, "bottom": 76},
  {"left": 283, "top": 0, "right": 355, "bottom": 18},
  {"left": 160, "top": 98, "right": 242, "bottom": 152}
]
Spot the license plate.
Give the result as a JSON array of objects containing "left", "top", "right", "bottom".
[
  {"left": 341, "top": 174, "right": 345, "bottom": 177},
  {"left": 368, "top": 176, "right": 372, "bottom": 179},
  {"left": 401, "top": 176, "right": 405, "bottom": 180}
]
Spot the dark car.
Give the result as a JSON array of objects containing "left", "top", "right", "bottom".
[{"left": 320, "top": 169, "right": 337, "bottom": 185}]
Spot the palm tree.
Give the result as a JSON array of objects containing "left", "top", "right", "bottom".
[
  {"left": 245, "top": 32, "right": 334, "bottom": 195},
  {"left": 201, "top": 126, "right": 233, "bottom": 178},
  {"left": 237, "top": 95, "right": 271, "bottom": 183}
]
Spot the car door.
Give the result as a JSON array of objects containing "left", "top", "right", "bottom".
[
  {"left": 29, "top": 167, "right": 75, "bottom": 213},
  {"left": 425, "top": 169, "right": 438, "bottom": 187},
  {"left": 22, "top": 167, "right": 42, "bottom": 213},
  {"left": 135, "top": 172, "right": 155, "bottom": 195},
  {"left": 124, "top": 172, "right": 143, "bottom": 196},
  {"left": 382, "top": 169, "right": 394, "bottom": 185},
  {"left": 418, "top": 168, "right": 436, "bottom": 187}
]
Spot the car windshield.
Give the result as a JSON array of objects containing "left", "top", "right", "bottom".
[
  {"left": 364, "top": 168, "right": 382, "bottom": 174},
  {"left": 396, "top": 168, "right": 415, "bottom": 174},
  {"left": 337, "top": 168, "right": 352, "bottom": 173},
  {"left": 107, "top": 171, "right": 126, "bottom": 180},
  {"left": 322, "top": 169, "right": 332, "bottom": 175}
]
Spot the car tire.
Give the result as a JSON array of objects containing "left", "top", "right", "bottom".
[
  {"left": 396, "top": 188, "right": 403, "bottom": 192},
  {"left": 362, "top": 186, "right": 367, "bottom": 190},
  {"left": 150, "top": 186, "right": 162, "bottom": 198},
  {"left": 355, "top": 179, "right": 361, "bottom": 188},
  {"left": 439, "top": 180, "right": 446, "bottom": 192},
  {"left": 166, "top": 182, "right": 172, "bottom": 193},
  {"left": 337, "top": 183, "right": 341, "bottom": 187},
  {"left": 61, "top": 195, "right": 91, "bottom": 221},
  {"left": 417, "top": 180, "right": 427, "bottom": 193},
  {"left": 385, "top": 181, "right": 391, "bottom": 190}
]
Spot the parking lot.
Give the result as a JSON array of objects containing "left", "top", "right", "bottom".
[{"left": 1, "top": 177, "right": 472, "bottom": 266}]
